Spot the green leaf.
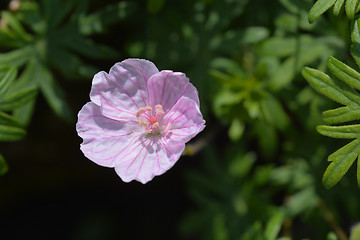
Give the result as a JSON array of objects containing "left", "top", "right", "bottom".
[
  {"left": 302, "top": 67, "right": 359, "bottom": 106},
  {"left": 0, "top": 87, "right": 37, "bottom": 111},
  {"left": 317, "top": 124, "right": 360, "bottom": 138},
  {"left": 37, "top": 64, "right": 74, "bottom": 123},
  {"left": 0, "top": 154, "right": 8, "bottom": 176},
  {"left": 345, "top": 0, "right": 359, "bottom": 19},
  {"left": 334, "top": 0, "right": 346, "bottom": 15},
  {"left": 0, "top": 46, "right": 33, "bottom": 67},
  {"left": 322, "top": 139, "right": 360, "bottom": 188},
  {"left": 0, "top": 111, "right": 23, "bottom": 127},
  {"left": 13, "top": 100, "right": 36, "bottom": 126},
  {"left": 264, "top": 212, "right": 284, "bottom": 240},
  {"left": 328, "top": 56, "right": 360, "bottom": 90},
  {"left": 308, "top": 0, "right": 337, "bottom": 23},
  {"left": 322, "top": 106, "right": 360, "bottom": 124},
  {"left": 1, "top": 11, "right": 33, "bottom": 42},
  {"left": 0, "top": 124, "right": 26, "bottom": 141},
  {"left": 0, "top": 65, "right": 17, "bottom": 96}
]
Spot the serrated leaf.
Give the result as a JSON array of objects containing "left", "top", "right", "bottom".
[
  {"left": 345, "top": 0, "right": 359, "bottom": 19},
  {"left": 0, "top": 65, "right": 17, "bottom": 96},
  {"left": 334, "top": 0, "right": 346, "bottom": 15},
  {"left": 0, "top": 124, "right": 26, "bottom": 141},
  {"left": 323, "top": 106, "right": 360, "bottom": 124},
  {"left": 317, "top": 124, "right": 360, "bottom": 138},
  {"left": 0, "top": 87, "right": 37, "bottom": 111},
  {"left": 308, "top": 0, "right": 337, "bottom": 23},
  {"left": 323, "top": 139, "right": 360, "bottom": 188},
  {"left": 0, "top": 154, "right": 8, "bottom": 175},
  {"left": 328, "top": 56, "right": 360, "bottom": 90}
]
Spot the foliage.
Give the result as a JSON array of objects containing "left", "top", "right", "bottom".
[
  {"left": 0, "top": 0, "right": 133, "bottom": 123},
  {"left": 309, "top": 0, "right": 360, "bottom": 22},
  {"left": 1, "top": 0, "right": 360, "bottom": 240},
  {"left": 0, "top": 65, "right": 36, "bottom": 174}
]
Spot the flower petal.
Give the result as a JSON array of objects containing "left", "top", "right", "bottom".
[
  {"left": 76, "top": 102, "right": 139, "bottom": 167},
  {"left": 114, "top": 137, "right": 185, "bottom": 184},
  {"left": 147, "top": 71, "right": 200, "bottom": 112},
  {"left": 90, "top": 58, "right": 159, "bottom": 111},
  {"left": 163, "top": 97, "right": 205, "bottom": 143}
]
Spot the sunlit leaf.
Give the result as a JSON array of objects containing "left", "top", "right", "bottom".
[
  {"left": 334, "top": 0, "right": 346, "bottom": 15},
  {"left": 322, "top": 139, "right": 360, "bottom": 188},
  {"left": 308, "top": 0, "right": 337, "bottom": 23},
  {"left": 345, "top": 0, "right": 359, "bottom": 19}
]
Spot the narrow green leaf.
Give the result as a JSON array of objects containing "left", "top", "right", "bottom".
[
  {"left": 1, "top": 11, "right": 33, "bottom": 42},
  {"left": 0, "top": 46, "right": 33, "bottom": 67},
  {"left": 37, "top": 64, "right": 74, "bottom": 123},
  {"left": 0, "top": 87, "right": 37, "bottom": 111},
  {"left": 0, "top": 124, "right": 26, "bottom": 141},
  {"left": 302, "top": 67, "right": 356, "bottom": 106},
  {"left": 13, "top": 99, "right": 36, "bottom": 126},
  {"left": 323, "top": 106, "right": 360, "bottom": 124},
  {"left": 317, "top": 124, "right": 360, "bottom": 138},
  {"left": 264, "top": 212, "right": 284, "bottom": 240},
  {"left": 0, "top": 111, "right": 22, "bottom": 127},
  {"left": 0, "top": 66, "right": 17, "bottom": 96},
  {"left": 334, "top": 0, "right": 345, "bottom": 15},
  {"left": 328, "top": 56, "right": 360, "bottom": 89},
  {"left": 323, "top": 139, "right": 360, "bottom": 188},
  {"left": 0, "top": 154, "right": 8, "bottom": 175},
  {"left": 308, "top": 0, "right": 337, "bottom": 23},
  {"left": 345, "top": 0, "right": 359, "bottom": 19}
]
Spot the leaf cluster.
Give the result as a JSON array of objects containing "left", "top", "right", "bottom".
[{"left": 0, "top": 65, "right": 37, "bottom": 175}]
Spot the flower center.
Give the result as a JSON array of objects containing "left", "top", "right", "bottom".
[{"left": 136, "top": 104, "right": 171, "bottom": 136}]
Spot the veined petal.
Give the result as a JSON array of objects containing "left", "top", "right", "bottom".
[
  {"left": 163, "top": 97, "right": 205, "bottom": 143},
  {"left": 90, "top": 59, "right": 159, "bottom": 109},
  {"left": 114, "top": 137, "right": 184, "bottom": 184},
  {"left": 76, "top": 102, "right": 139, "bottom": 167},
  {"left": 147, "top": 71, "right": 200, "bottom": 112}
]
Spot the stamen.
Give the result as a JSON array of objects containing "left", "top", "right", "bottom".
[
  {"left": 152, "top": 122, "right": 159, "bottom": 128},
  {"left": 155, "top": 105, "right": 165, "bottom": 115}
]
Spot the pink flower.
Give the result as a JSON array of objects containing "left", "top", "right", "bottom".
[{"left": 76, "top": 59, "right": 205, "bottom": 184}]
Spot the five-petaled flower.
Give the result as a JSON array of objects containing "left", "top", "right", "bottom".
[{"left": 76, "top": 59, "right": 205, "bottom": 184}]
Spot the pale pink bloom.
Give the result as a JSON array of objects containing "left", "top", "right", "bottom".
[{"left": 76, "top": 59, "right": 205, "bottom": 184}]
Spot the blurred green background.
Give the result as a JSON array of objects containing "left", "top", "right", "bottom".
[{"left": 0, "top": 0, "right": 360, "bottom": 239}]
